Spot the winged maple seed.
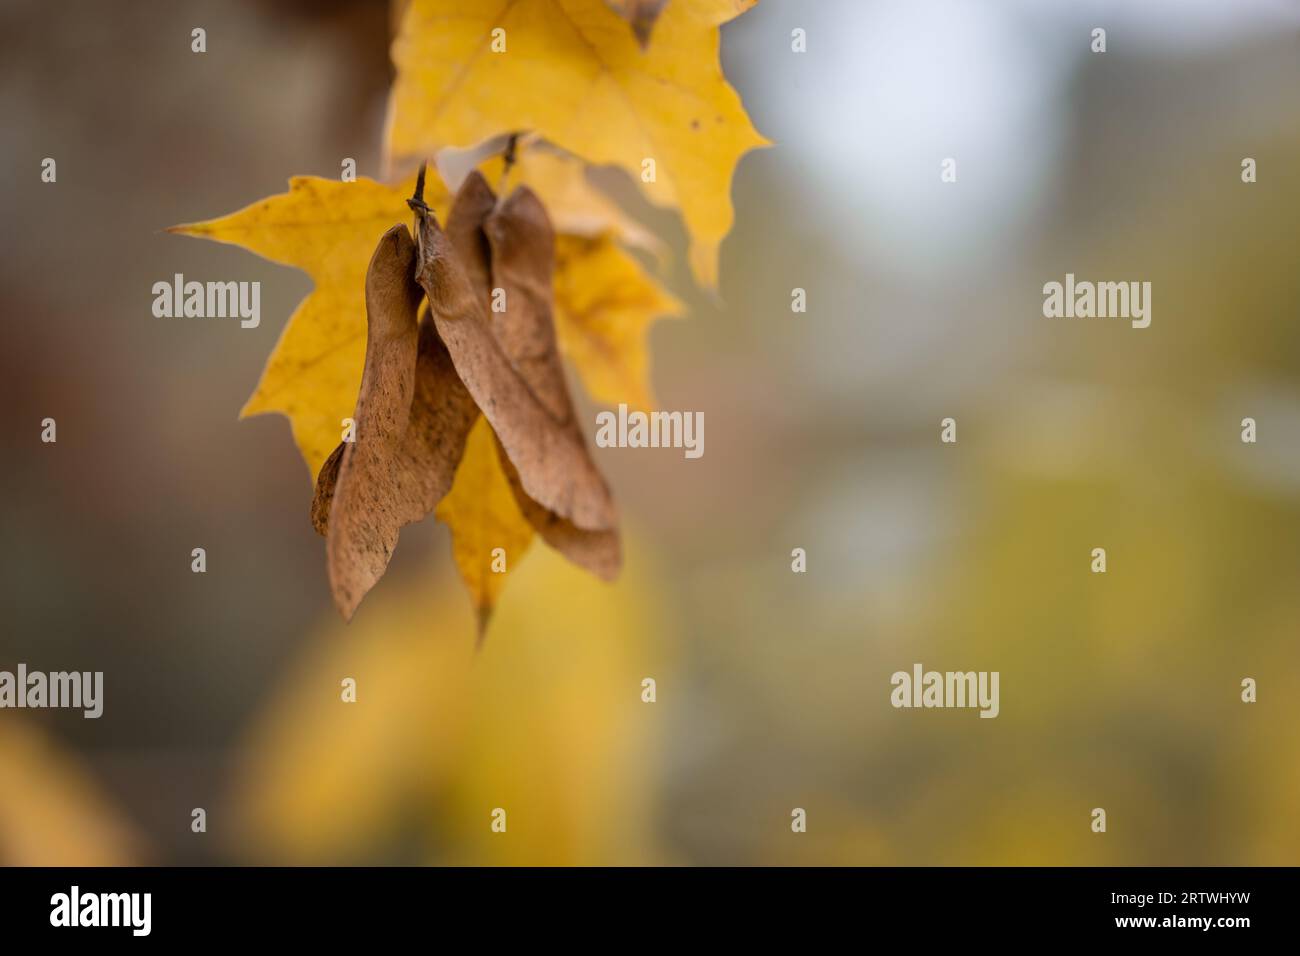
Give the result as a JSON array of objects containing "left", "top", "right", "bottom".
[
  {"left": 412, "top": 174, "right": 619, "bottom": 533},
  {"left": 482, "top": 181, "right": 621, "bottom": 580},
  {"left": 442, "top": 171, "right": 621, "bottom": 580},
  {"left": 314, "top": 164, "right": 620, "bottom": 625}
]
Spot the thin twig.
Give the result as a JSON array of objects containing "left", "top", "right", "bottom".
[
  {"left": 498, "top": 133, "right": 520, "bottom": 194},
  {"left": 406, "top": 160, "right": 430, "bottom": 217}
]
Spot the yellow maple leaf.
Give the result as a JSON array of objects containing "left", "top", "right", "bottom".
[
  {"left": 554, "top": 233, "right": 683, "bottom": 411},
  {"left": 434, "top": 417, "right": 535, "bottom": 626},
  {"left": 385, "top": 0, "right": 769, "bottom": 287},
  {"left": 169, "top": 175, "right": 441, "bottom": 478}
]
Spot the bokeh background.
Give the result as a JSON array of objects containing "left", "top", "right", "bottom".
[{"left": 2, "top": 0, "right": 1298, "bottom": 865}]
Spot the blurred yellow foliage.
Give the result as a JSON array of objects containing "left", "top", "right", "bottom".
[
  {"left": 231, "top": 533, "right": 672, "bottom": 865},
  {"left": 0, "top": 721, "right": 138, "bottom": 866}
]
